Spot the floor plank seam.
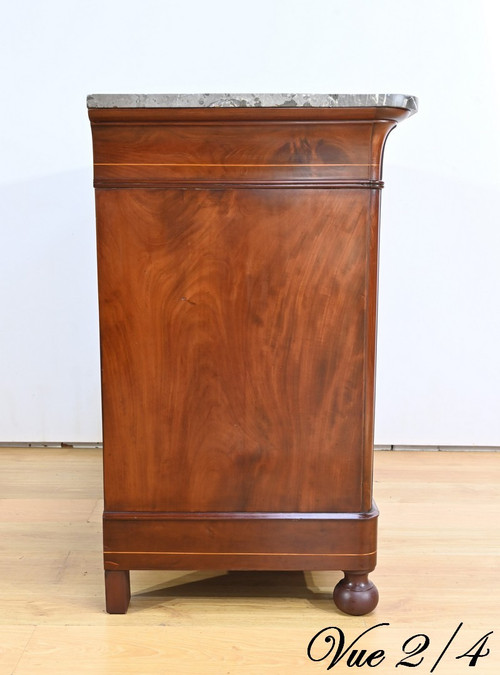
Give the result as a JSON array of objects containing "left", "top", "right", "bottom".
[{"left": 10, "top": 625, "right": 36, "bottom": 675}]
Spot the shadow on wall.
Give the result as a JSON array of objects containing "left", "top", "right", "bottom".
[
  {"left": 0, "top": 169, "right": 102, "bottom": 443},
  {"left": 376, "top": 164, "right": 500, "bottom": 445}
]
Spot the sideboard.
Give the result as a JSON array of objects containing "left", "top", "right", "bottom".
[{"left": 88, "top": 93, "right": 417, "bottom": 614}]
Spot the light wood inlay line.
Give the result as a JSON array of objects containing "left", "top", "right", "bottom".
[
  {"left": 94, "top": 162, "right": 376, "bottom": 167},
  {"left": 105, "top": 551, "right": 377, "bottom": 557}
]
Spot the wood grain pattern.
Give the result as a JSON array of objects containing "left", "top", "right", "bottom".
[
  {"left": 91, "top": 118, "right": 395, "bottom": 186},
  {"left": 102, "top": 509, "right": 378, "bottom": 572},
  {"left": 97, "top": 187, "right": 375, "bottom": 514},
  {"left": 89, "top": 104, "right": 408, "bottom": 613}
]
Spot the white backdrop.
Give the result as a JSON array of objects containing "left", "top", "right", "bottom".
[{"left": 1, "top": 0, "right": 499, "bottom": 445}]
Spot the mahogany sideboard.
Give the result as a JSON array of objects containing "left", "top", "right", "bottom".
[{"left": 87, "top": 93, "right": 417, "bottom": 615}]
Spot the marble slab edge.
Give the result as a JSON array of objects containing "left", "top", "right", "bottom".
[{"left": 87, "top": 93, "right": 418, "bottom": 114}]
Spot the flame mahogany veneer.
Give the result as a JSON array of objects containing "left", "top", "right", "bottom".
[{"left": 88, "top": 97, "right": 415, "bottom": 615}]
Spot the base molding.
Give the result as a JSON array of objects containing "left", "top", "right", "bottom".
[{"left": 103, "top": 506, "right": 378, "bottom": 572}]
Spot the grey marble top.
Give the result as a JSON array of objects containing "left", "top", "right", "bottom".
[{"left": 87, "top": 93, "right": 417, "bottom": 114}]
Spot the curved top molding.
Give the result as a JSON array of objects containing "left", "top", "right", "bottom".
[{"left": 87, "top": 92, "right": 418, "bottom": 115}]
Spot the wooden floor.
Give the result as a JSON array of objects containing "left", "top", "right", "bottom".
[{"left": 0, "top": 448, "right": 498, "bottom": 674}]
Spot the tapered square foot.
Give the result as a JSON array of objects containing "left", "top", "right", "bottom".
[{"left": 105, "top": 570, "right": 131, "bottom": 614}]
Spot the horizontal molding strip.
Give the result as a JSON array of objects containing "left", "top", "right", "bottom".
[
  {"left": 94, "top": 162, "right": 377, "bottom": 167},
  {"left": 94, "top": 179, "right": 384, "bottom": 190},
  {"left": 104, "top": 550, "right": 376, "bottom": 557},
  {"left": 103, "top": 508, "right": 379, "bottom": 521},
  {"left": 90, "top": 120, "right": 397, "bottom": 127},
  {"left": 88, "top": 107, "right": 409, "bottom": 124},
  {"left": 3, "top": 443, "right": 497, "bottom": 451}
]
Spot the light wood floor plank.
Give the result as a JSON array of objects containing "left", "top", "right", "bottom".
[
  {"left": 11, "top": 624, "right": 499, "bottom": 674},
  {"left": 0, "top": 626, "right": 35, "bottom": 675},
  {"left": 0, "top": 448, "right": 498, "bottom": 673}
]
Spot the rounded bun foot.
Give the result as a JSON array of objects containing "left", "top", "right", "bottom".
[{"left": 333, "top": 571, "right": 379, "bottom": 616}]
